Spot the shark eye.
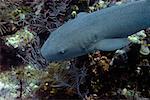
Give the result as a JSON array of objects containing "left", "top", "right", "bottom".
[{"left": 59, "top": 49, "right": 66, "bottom": 54}]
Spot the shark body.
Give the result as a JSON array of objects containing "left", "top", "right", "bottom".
[{"left": 41, "top": 0, "right": 150, "bottom": 61}]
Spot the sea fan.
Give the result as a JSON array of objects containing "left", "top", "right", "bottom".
[
  {"left": 22, "top": 0, "right": 72, "bottom": 35},
  {"left": 0, "top": 1, "right": 17, "bottom": 36},
  {"left": 0, "top": 22, "right": 7, "bottom": 35},
  {"left": 0, "top": 0, "right": 22, "bottom": 6}
]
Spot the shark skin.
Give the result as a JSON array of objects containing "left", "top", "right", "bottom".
[{"left": 41, "top": 0, "right": 150, "bottom": 61}]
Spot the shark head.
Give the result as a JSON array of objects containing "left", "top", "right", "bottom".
[
  {"left": 40, "top": 13, "right": 92, "bottom": 61},
  {"left": 40, "top": 30, "right": 86, "bottom": 61}
]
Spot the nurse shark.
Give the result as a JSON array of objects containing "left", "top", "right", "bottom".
[{"left": 41, "top": 0, "right": 150, "bottom": 61}]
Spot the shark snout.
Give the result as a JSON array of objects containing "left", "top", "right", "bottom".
[
  {"left": 40, "top": 42, "right": 56, "bottom": 61},
  {"left": 40, "top": 42, "right": 67, "bottom": 61}
]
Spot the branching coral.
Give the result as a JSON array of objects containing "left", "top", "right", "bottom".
[
  {"left": 19, "top": 0, "right": 72, "bottom": 35},
  {"left": 0, "top": 22, "right": 7, "bottom": 35},
  {"left": 0, "top": 6, "right": 15, "bottom": 35},
  {"left": 16, "top": 34, "right": 48, "bottom": 69},
  {"left": 5, "top": 27, "right": 34, "bottom": 48},
  {"left": 0, "top": 64, "right": 48, "bottom": 99},
  {"left": 0, "top": 0, "right": 150, "bottom": 99},
  {"left": 29, "top": 61, "right": 88, "bottom": 99},
  {"left": 128, "top": 30, "right": 150, "bottom": 55}
]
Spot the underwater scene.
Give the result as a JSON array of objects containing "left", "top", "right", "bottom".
[{"left": 0, "top": 0, "right": 150, "bottom": 99}]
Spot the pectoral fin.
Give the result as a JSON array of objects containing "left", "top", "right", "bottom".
[{"left": 90, "top": 38, "right": 130, "bottom": 51}]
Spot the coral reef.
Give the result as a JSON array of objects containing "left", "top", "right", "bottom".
[{"left": 0, "top": 0, "right": 149, "bottom": 99}]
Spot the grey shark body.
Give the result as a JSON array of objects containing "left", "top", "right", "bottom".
[{"left": 41, "top": 0, "right": 150, "bottom": 61}]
